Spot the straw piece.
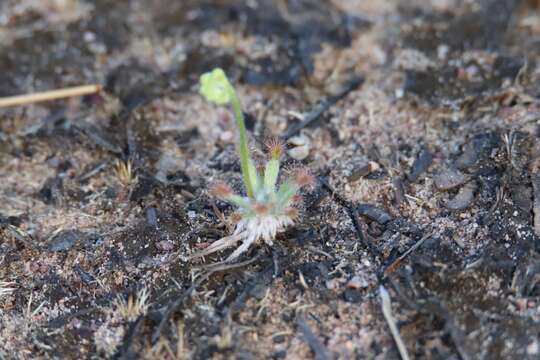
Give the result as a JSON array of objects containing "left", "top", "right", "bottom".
[
  {"left": 0, "top": 84, "right": 101, "bottom": 108},
  {"left": 380, "top": 285, "right": 411, "bottom": 360}
]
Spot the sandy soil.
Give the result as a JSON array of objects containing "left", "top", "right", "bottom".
[{"left": 1, "top": 0, "right": 540, "bottom": 359}]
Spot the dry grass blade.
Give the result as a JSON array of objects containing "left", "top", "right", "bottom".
[
  {"left": 296, "top": 317, "right": 330, "bottom": 360},
  {"left": 379, "top": 285, "right": 411, "bottom": 360},
  {"left": 0, "top": 84, "right": 101, "bottom": 108},
  {"left": 152, "top": 254, "right": 260, "bottom": 343},
  {"left": 112, "top": 287, "right": 150, "bottom": 322},
  {"left": 188, "top": 233, "right": 243, "bottom": 260},
  {"left": 0, "top": 281, "right": 16, "bottom": 298},
  {"left": 114, "top": 159, "right": 135, "bottom": 187},
  {"left": 383, "top": 233, "right": 431, "bottom": 277}
]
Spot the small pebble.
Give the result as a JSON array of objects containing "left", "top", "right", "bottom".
[
  {"left": 145, "top": 207, "right": 158, "bottom": 226},
  {"left": 156, "top": 240, "right": 174, "bottom": 251},
  {"left": 434, "top": 168, "right": 469, "bottom": 190},
  {"left": 29, "top": 262, "right": 48, "bottom": 274},
  {"left": 273, "top": 335, "right": 286, "bottom": 344},
  {"left": 288, "top": 133, "right": 311, "bottom": 160},
  {"left": 348, "top": 161, "right": 380, "bottom": 182},
  {"left": 527, "top": 340, "right": 539, "bottom": 355},
  {"left": 220, "top": 130, "right": 233, "bottom": 142},
  {"left": 409, "top": 146, "right": 433, "bottom": 182},
  {"left": 343, "top": 288, "right": 363, "bottom": 303},
  {"left": 83, "top": 31, "right": 96, "bottom": 42},
  {"left": 346, "top": 275, "right": 368, "bottom": 289},
  {"left": 357, "top": 204, "right": 393, "bottom": 225},
  {"left": 455, "top": 132, "right": 500, "bottom": 170},
  {"left": 446, "top": 181, "right": 477, "bottom": 210},
  {"left": 47, "top": 230, "right": 82, "bottom": 252}
]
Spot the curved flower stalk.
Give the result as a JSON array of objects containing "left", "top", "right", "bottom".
[{"left": 193, "top": 68, "right": 313, "bottom": 262}]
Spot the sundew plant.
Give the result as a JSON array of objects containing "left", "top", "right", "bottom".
[{"left": 192, "top": 68, "right": 313, "bottom": 261}]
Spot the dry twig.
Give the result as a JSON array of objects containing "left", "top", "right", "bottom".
[
  {"left": 0, "top": 84, "right": 101, "bottom": 108},
  {"left": 379, "top": 285, "right": 411, "bottom": 360}
]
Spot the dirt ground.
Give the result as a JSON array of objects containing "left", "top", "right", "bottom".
[{"left": 1, "top": 0, "right": 540, "bottom": 359}]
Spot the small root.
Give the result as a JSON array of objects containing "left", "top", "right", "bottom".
[
  {"left": 226, "top": 235, "right": 257, "bottom": 261},
  {"left": 189, "top": 233, "right": 243, "bottom": 260}
]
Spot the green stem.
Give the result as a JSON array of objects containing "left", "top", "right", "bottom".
[{"left": 228, "top": 86, "right": 254, "bottom": 198}]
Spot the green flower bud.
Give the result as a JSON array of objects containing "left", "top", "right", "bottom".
[{"left": 199, "top": 68, "right": 232, "bottom": 105}]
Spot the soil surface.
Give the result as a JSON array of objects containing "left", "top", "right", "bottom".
[{"left": 2, "top": 1, "right": 540, "bottom": 359}]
